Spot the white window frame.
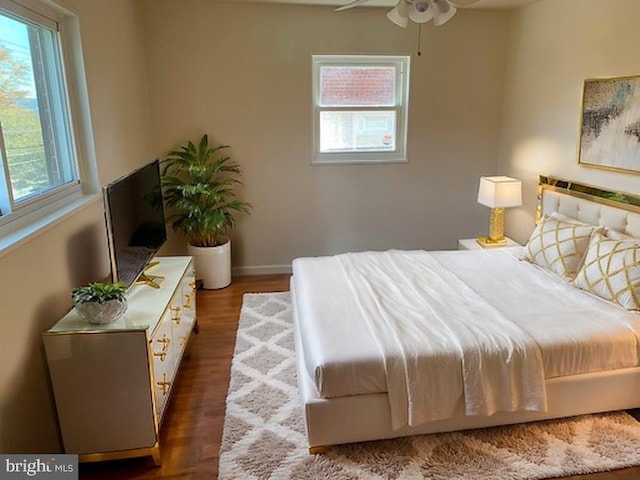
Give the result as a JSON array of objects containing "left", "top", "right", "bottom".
[
  {"left": 312, "top": 54, "right": 410, "bottom": 165},
  {"left": 0, "top": 0, "right": 99, "bottom": 255}
]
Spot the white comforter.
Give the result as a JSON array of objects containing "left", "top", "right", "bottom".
[
  {"left": 339, "top": 250, "right": 546, "bottom": 429},
  {"left": 292, "top": 247, "right": 640, "bottom": 430}
]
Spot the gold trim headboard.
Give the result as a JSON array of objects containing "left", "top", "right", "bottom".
[{"left": 537, "top": 175, "right": 640, "bottom": 237}]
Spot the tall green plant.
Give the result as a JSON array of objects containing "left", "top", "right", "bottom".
[{"left": 161, "top": 134, "right": 251, "bottom": 247}]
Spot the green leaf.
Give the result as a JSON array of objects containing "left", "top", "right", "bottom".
[{"left": 72, "top": 282, "right": 127, "bottom": 304}]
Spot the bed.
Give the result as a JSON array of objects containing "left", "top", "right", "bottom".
[{"left": 290, "top": 176, "right": 640, "bottom": 452}]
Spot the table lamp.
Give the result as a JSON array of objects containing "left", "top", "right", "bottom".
[{"left": 476, "top": 176, "right": 522, "bottom": 248}]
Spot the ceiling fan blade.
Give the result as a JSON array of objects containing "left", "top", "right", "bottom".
[
  {"left": 335, "top": 0, "right": 370, "bottom": 11},
  {"left": 448, "top": 0, "right": 480, "bottom": 7}
]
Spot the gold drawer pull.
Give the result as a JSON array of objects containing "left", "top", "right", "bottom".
[
  {"left": 180, "top": 335, "right": 188, "bottom": 347},
  {"left": 183, "top": 293, "right": 192, "bottom": 310},
  {"left": 171, "top": 305, "right": 182, "bottom": 324},
  {"left": 154, "top": 336, "right": 170, "bottom": 361},
  {"left": 157, "top": 373, "right": 171, "bottom": 396}
]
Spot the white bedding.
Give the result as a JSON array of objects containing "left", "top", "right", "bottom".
[{"left": 291, "top": 247, "right": 640, "bottom": 430}]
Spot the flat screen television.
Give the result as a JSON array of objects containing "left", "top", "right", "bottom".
[{"left": 103, "top": 159, "right": 167, "bottom": 288}]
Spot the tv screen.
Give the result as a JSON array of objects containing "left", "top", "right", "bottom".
[{"left": 103, "top": 159, "right": 167, "bottom": 288}]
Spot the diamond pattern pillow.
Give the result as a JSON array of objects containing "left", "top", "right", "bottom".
[
  {"left": 572, "top": 232, "right": 640, "bottom": 310},
  {"left": 525, "top": 216, "right": 602, "bottom": 280}
]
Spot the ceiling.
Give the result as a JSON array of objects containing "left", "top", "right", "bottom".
[
  {"left": 457, "top": 0, "right": 541, "bottom": 7},
  {"left": 221, "top": 0, "right": 542, "bottom": 9}
]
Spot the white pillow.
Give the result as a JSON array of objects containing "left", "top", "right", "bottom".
[
  {"left": 572, "top": 231, "right": 640, "bottom": 310},
  {"left": 525, "top": 215, "right": 603, "bottom": 280},
  {"left": 606, "top": 229, "right": 638, "bottom": 241},
  {"left": 549, "top": 211, "right": 588, "bottom": 225}
]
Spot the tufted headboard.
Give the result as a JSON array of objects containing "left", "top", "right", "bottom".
[{"left": 538, "top": 175, "right": 640, "bottom": 238}]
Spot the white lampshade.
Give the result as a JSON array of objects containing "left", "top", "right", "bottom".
[
  {"left": 477, "top": 176, "right": 522, "bottom": 208},
  {"left": 409, "top": 0, "right": 433, "bottom": 23},
  {"left": 387, "top": 0, "right": 410, "bottom": 27},
  {"left": 432, "top": 0, "right": 456, "bottom": 26}
]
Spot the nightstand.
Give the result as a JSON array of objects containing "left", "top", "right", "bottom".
[{"left": 458, "top": 237, "right": 520, "bottom": 250}]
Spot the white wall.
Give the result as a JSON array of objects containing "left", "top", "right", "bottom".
[
  {"left": 0, "top": 0, "right": 154, "bottom": 452},
  {"left": 138, "top": 0, "right": 511, "bottom": 272},
  {"left": 499, "top": 0, "right": 640, "bottom": 244}
]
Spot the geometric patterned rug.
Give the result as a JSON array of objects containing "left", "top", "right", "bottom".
[{"left": 218, "top": 292, "right": 640, "bottom": 480}]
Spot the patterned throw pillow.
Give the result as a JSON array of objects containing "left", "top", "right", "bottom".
[
  {"left": 525, "top": 216, "right": 601, "bottom": 280},
  {"left": 572, "top": 232, "right": 640, "bottom": 310}
]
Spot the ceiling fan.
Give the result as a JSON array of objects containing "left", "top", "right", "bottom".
[{"left": 336, "top": 0, "right": 481, "bottom": 28}]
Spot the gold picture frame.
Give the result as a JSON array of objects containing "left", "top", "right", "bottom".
[{"left": 578, "top": 74, "right": 640, "bottom": 175}]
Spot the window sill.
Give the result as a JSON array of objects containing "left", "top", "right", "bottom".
[
  {"left": 0, "top": 193, "right": 101, "bottom": 259},
  {"left": 312, "top": 157, "right": 409, "bottom": 165}
]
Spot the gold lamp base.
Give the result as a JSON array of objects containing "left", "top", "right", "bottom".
[
  {"left": 476, "top": 207, "right": 506, "bottom": 249},
  {"left": 476, "top": 236, "right": 507, "bottom": 248}
]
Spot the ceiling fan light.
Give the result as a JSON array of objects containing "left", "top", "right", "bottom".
[
  {"left": 432, "top": 0, "right": 456, "bottom": 26},
  {"left": 409, "top": 0, "right": 433, "bottom": 23},
  {"left": 387, "top": 0, "right": 410, "bottom": 27},
  {"left": 387, "top": 8, "right": 409, "bottom": 27}
]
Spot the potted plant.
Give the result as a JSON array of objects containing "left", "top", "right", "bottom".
[
  {"left": 72, "top": 282, "right": 128, "bottom": 325},
  {"left": 161, "top": 134, "right": 251, "bottom": 289}
]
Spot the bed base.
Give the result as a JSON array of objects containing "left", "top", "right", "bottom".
[{"left": 293, "top": 284, "right": 640, "bottom": 449}]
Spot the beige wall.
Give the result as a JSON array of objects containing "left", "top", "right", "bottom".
[
  {"left": 0, "top": 0, "right": 154, "bottom": 452},
  {"left": 499, "top": 0, "right": 640, "bottom": 244},
  {"left": 12, "top": 0, "right": 639, "bottom": 453},
  {"left": 139, "top": 0, "right": 511, "bottom": 272}
]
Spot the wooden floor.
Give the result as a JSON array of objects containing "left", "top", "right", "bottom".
[{"left": 79, "top": 274, "right": 640, "bottom": 480}]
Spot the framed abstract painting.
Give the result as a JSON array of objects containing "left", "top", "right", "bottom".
[{"left": 578, "top": 74, "right": 640, "bottom": 174}]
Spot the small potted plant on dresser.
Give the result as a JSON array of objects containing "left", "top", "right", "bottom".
[
  {"left": 161, "top": 134, "right": 251, "bottom": 289},
  {"left": 71, "top": 282, "right": 128, "bottom": 325}
]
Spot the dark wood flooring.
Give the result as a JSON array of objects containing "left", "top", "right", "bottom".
[{"left": 79, "top": 274, "right": 640, "bottom": 479}]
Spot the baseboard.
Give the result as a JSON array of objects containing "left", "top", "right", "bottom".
[{"left": 233, "top": 264, "right": 292, "bottom": 276}]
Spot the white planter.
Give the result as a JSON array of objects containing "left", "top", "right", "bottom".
[
  {"left": 75, "top": 299, "right": 128, "bottom": 325},
  {"left": 188, "top": 239, "right": 232, "bottom": 289}
]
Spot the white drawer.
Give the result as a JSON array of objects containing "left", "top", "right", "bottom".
[
  {"left": 175, "top": 265, "right": 196, "bottom": 357},
  {"left": 150, "top": 310, "right": 175, "bottom": 419}
]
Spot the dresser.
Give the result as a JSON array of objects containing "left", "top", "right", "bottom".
[{"left": 42, "top": 257, "right": 196, "bottom": 464}]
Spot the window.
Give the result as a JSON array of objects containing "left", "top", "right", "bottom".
[
  {"left": 0, "top": 0, "right": 81, "bottom": 228},
  {"left": 312, "top": 55, "right": 410, "bottom": 164}
]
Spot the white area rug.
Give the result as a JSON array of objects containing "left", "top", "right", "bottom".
[{"left": 218, "top": 292, "right": 640, "bottom": 479}]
